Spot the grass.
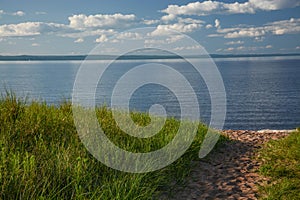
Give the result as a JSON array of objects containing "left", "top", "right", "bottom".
[
  {"left": 0, "top": 92, "right": 227, "bottom": 199},
  {"left": 258, "top": 128, "right": 300, "bottom": 200}
]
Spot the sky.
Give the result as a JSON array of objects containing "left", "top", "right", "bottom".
[{"left": 0, "top": 0, "right": 300, "bottom": 55}]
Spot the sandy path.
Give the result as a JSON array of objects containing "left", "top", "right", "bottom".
[{"left": 160, "top": 129, "right": 294, "bottom": 200}]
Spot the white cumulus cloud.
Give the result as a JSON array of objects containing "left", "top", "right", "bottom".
[
  {"left": 62, "top": 29, "right": 116, "bottom": 39},
  {"left": 0, "top": 10, "right": 26, "bottom": 17},
  {"left": 74, "top": 38, "right": 84, "bottom": 43},
  {"left": 68, "top": 13, "right": 136, "bottom": 29},
  {"left": 173, "top": 45, "right": 201, "bottom": 51},
  {"left": 150, "top": 17, "right": 204, "bottom": 36},
  {"left": 0, "top": 22, "right": 41, "bottom": 37},
  {"left": 225, "top": 40, "right": 244, "bottom": 45},
  {"left": 161, "top": 14, "right": 176, "bottom": 22},
  {"left": 144, "top": 35, "right": 184, "bottom": 45},
  {"left": 212, "top": 18, "right": 300, "bottom": 38},
  {"left": 143, "top": 19, "right": 160, "bottom": 25},
  {"left": 95, "top": 35, "right": 108, "bottom": 43},
  {"left": 206, "top": 24, "right": 213, "bottom": 29},
  {"left": 150, "top": 23, "right": 201, "bottom": 36},
  {"left": 12, "top": 11, "right": 25, "bottom": 16},
  {"left": 161, "top": 0, "right": 300, "bottom": 17},
  {"left": 215, "top": 19, "right": 220, "bottom": 28},
  {"left": 115, "top": 32, "right": 143, "bottom": 40},
  {"left": 0, "top": 21, "right": 72, "bottom": 37},
  {"left": 265, "top": 45, "right": 272, "bottom": 48},
  {"left": 249, "top": 0, "right": 300, "bottom": 10}
]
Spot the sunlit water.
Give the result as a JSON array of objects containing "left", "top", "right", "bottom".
[{"left": 1, "top": 56, "right": 299, "bottom": 130}]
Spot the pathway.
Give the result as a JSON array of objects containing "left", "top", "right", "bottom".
[{"left": 160, "top": 129, "right": 294, "bottom": 200}]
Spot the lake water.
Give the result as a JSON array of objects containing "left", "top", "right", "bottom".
[{"left": 1, "top": 56, "right": 300, "bottom": 130}]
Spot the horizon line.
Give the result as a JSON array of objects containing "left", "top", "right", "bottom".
[{"left": 0, "top": 53, "right": 300, "bottom": 61}]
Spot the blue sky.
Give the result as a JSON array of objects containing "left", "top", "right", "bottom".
[{"left": 0, "top": 0, "right": 300, "bottom": 55}]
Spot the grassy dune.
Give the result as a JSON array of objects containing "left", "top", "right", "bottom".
[
  {"left": 259, "top": 128, "right": 300, "bottom": 200},
  {"left": 0, "top": 92, "right": 226, "bottom": 199}
]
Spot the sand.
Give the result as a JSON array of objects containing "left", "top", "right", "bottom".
[{"left": 160, "top": 129, "right": 295, "bottom": 200}]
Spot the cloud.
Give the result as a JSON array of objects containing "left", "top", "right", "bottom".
[
  {"left": 215, "top": 19, "right": 220, "bottom": 28},
  {"left": 150, "top": 17, "right": 204, "bottom": 36},
  {"left": 143, "top": 19, "right": 160, "bottom": 25},
  {"left": 223, "top": 45, "right": 274, "bottom": 52},
  {"left": 265, "top": 45, "right": 272, "bottom": 49},
  {"left": 0, "top": 22, "right": 41, "bottom": 37},
  {"left": 0, "top": 10, "right": 26, "bottom": 17},
  {"left": 225, "top": 40, "right": 244, "bottom": 45},
  {"left": 173, "top": 45, "right": 201, "bottom": 51},
  {"left": 0, "top": 13, "right": 133, "bottom": 39},
  {"left": 166, "top": 34, "right": 185, "bottom": 43},
  {"left": 98, "top": 32, "right": 143, "bottom": 43},
  {"left": 296, "top": 46, "right": 300, "bottom": 50},
  {"left": 178, "top": 17, "right": 204, "bottom": 24},
  {"left": 115, "top": 32, "right": 143, "bottom": 40},
  {"left": 162, "top": 1, "right": 225, "bottom": 16},
  {"left": 161, "top": 0, "right": 300, "bottom": 17},
  {"left": 31, "top": 43, "right": 40, "bottom": 47},
  {"left": 0, "top": 11, "right": 202, "bottom": 42},
  {"left": 65, "top": 13, "right": 138, "bottom": 40},
  {"left": 207, "top": 33, "right": 224, "bottom": 37},
  {"left": 62, "top": 29, "right": 116, "bottom": 39},
  {"left": 214, "top": 18, "right": 300, "bottom": 38},
  {"left": 254, "top": 36, "right": 265, "bottom": 42},
  {"left": 68, "top": 13, "right": 136, "bottom": 29},
  {"left": 144, "top": 35, "right": 184, "bottom": 45},
  {"left": 249, "top": 0, "right": 300, "bottom": 10},
  {"left": 74, "top": 38, "right": 84, "bottom": 43},
  {"left": 225, "top": 47, "right": 235, "bottom": 51},
  {"left": 206, "top": 24, "right": 213, "bottom": 29},
  {"left": 150, "top": 23, "right": 201, "bottom": 36},
  {"left": 161, "top": 14, "right": 176, "bottom": 22},
  {"left": 35, "top": 11, "right": 47, "bottom": 15},
  {"left": 95, "top": 35, "right": 108, "bottom": 43},
  {"left": 12, "top": 11, "right": 25, "bottom": 16},
  {"left": 237, "top": 46, "right": 245, "bottom": 50},
  {"left": 0, "top": 22, "right": 71, "bottom": 37},
  {"left": 224, "top": 28, "right": 266, "bottom": 38}
]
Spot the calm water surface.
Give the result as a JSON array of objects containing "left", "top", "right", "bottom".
[{"left": 0, "top": 56, "right": 299, "bottom": 130}]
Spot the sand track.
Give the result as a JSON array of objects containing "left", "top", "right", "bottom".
[{"left": 160, "top": 129, "right": 294, "bottom": 200}]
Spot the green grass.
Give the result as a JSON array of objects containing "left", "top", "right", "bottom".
[
  {"left": 258, "top": 128, "right": 300, "bottom": 200},
  {"left": 0, "top": 92, "right": 226, "bottom": 199}
]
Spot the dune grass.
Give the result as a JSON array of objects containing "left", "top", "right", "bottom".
[
  {"left": 0, "top": 92, "right": 226, "bottom": 199},
  {"left": 258, "top": 128, "right": 300, "bottom": 200}
]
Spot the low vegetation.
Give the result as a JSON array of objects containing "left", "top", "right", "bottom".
[
  {"left": 0, "top": 92, "right": 226, "bottom": 199},
  {"left": 258, "top": 128, "right": 300, "bottom": 200}
]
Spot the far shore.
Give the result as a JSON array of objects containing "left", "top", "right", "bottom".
[{"left": 1, "top": 53, "right": 300, "bottom": 61}]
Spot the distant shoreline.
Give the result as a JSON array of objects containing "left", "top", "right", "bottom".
[{"left": 1, "top": 53, "right": 300, "bottom": 61}]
